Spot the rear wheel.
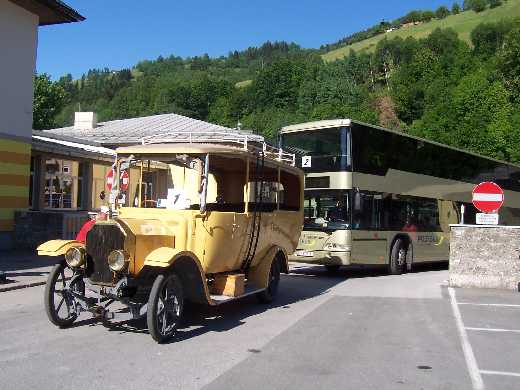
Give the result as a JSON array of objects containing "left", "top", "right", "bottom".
[
  {"left": 257, "top": 256, "right": 282, "bottom": 303},
  {"left": 389, "top": 238, "right": 407, "bottom": 275},
  {"left": 325, "top": 265, "right": 340, "bottom": 274},
  {"left": 147, "top": 273, "right": 184, "bottom": 343},
  {"left": 44, "top": 262, "right": 83, "bottom": 327}
]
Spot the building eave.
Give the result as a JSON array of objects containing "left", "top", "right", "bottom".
[{"left": 9, "top": 0, "right": 85, "bottom": 26}]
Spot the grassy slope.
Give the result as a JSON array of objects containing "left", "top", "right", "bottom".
[{"left": 322, "top": 0, "right": 520, "bottom": 62}]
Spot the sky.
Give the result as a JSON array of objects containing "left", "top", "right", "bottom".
[{"left": 36, "top": 0, "right": 456, "bottom": 80}]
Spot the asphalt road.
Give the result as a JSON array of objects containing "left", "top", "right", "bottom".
[{"left": 0, "top": 263, "right": 519, "bottom": 390}]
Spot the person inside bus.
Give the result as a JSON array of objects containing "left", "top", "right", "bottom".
[
  {"left": 402, "top": 214, "right": 418, "bottom": 232},
  {"left": 328, "top": 199, "right": 348, "bottom": 223}
]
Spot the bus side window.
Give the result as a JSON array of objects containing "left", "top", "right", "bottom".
[{"left": 353, "top": 192, "right": 381, "bottom": 230}]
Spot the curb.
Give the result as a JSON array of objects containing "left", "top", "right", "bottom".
[{"left": 0, "top": 280, "right": 46, "bottom": 293}]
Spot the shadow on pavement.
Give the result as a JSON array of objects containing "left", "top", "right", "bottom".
[
  {"left": 0, "top": 250, "right": 57, "bottom": 272},
  {"left": 290, "top": 261, "right": 448, "bottom": 279},
  {"left": 102, "top": 271, "right": 344, "bottom": 343}
]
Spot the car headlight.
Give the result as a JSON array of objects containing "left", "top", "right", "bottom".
[
  {"left": 108, "top": 250, "right": 129, "bottom": 272},
  {"left": 323, "top": 243, "right": 351, "bottom": 252},
  {"left": 65, "top": 247, "right": 86, "bottom": 268}
]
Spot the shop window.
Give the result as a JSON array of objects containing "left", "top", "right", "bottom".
[{"left": 44, "top": 159, "right": 81, "bottom": 209}]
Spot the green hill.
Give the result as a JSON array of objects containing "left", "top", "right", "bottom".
[{"left": 322, "top": 0, "right": 520, "bottom": 62}]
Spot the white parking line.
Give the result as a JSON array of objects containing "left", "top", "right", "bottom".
[
  {"left": 481, "top": 370, "right": 520, "bottom": 378},
  {"left": 458, "top": 303, "right": 520, "bottom": 308},
  {"left": 449, "top": 288, "right": 485, "bottom": 390},
  {"left": 465, "top": 327, "right": 520, "bottom": 334}
]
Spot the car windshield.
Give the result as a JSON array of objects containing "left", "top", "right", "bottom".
[
  {"left": 115, "top": 154, "right": 210, "bottom": 210},
  {"left": 304, "top": 190, "right": 350, "bottom": 230}
]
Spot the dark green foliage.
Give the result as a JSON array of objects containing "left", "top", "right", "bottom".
[
  {"left": 436, "top": 6, "right": 450, "bottom": 19},
  {"left": 34, "top": 15, "right": 520, "bottom": 165},
  {"left": 452, "top": 3, "right": 461, "bottom": 14},
  {"left": 489, "top": 0, "right": 503, "bottom": 9},
  {"left": 473, "top": 0, "right": 488, "bottom": 12},
  {"left": 471, "top": 19, "right": 515, "bottom": 56},
  {"left": 33, "top": 73, "right": 66, "bottom": 130}
]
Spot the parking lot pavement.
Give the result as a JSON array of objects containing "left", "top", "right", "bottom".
[
  {"left": 0, "top": 251, "right": 56, "bottom": 292},
  {"left": 449, "top": 287, "right": 520, "bottom": 390},
  {"left": 1, "top": 261, "right": 519, "bottom": 390}
]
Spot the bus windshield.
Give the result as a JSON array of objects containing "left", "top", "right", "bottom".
[
  {"left": 282, "top": 127, "right": 351, "bottom": 172},
  {"left": 304, "top": 190, "right": 350, "bottom": 231}
]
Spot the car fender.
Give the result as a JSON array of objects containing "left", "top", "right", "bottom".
[
  {"left": 37, "top": 240, "right": 84, "bottom": 257},
  {"left": 144, "top": 247, "right": 212, "bottom": 304},
  {"left": 248, "top": 246, "right": 288, "bottom": 290},
  {"left": 143, "top": 247, "right": 201, "bottom": 268}
]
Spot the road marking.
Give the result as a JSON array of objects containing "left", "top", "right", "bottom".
[
  {"left": 458, "top": 303, "right": 520, "bottom": 308},
  {"left": 481, "top": 370, "right": 520, "bottom": 377},
  {"left": 466, "top": 327, "right": 520, "bottom": 334},
  {"left": 449, "top": 287, "right": 485, "bottom": 390}
]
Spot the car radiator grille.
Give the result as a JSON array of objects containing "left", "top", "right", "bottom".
[{"left": 86, "top": 223, "right": 125, "bottom": 285}]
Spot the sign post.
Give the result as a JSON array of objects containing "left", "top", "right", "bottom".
[{"left": 472, "top": 182, "right": 504, "bottom": 225}]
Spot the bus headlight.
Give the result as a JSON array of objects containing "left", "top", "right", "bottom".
[
  {"left": 323, "top": 243, "right": 350, "bottom": 252},
  {"left": 108, "top": 250, "right": 130, "bottom": 272},
  {"left": 65, "top": 247, "right": 86, "bottom": 268}
]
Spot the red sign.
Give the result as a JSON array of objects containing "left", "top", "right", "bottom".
[
  {"left": 120, "top": 170, "right": 129, "bottom": 191},
  {"left": 106, "top": 169, "right": 114, "bottom": 192},
  {"left": 472, "top": 182, "right": 504, "bottom": 213}
]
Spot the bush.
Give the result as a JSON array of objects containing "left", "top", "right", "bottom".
[
  {"left": 436, "top": 6, "right": 450, "bottom": 19},
  {"left": 472, "top": 0, "right": 488, "bottom": 12},
  {"left": 452, "top": 3, "right": 461, "bottom": 14}
]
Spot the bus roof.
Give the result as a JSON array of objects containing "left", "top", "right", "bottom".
[{"left": 280, "top": 119, "right": 520, "bottom": 169}]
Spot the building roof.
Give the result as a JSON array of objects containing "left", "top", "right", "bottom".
[
  {"left": 10, "top": 0, "right": 85, "bottom": 26},
  {"left": 43, "top": 113, "right": 264, "bottom": 147},
  {"left": 32, "top": 132, "right": 115, "bottom": 162}
]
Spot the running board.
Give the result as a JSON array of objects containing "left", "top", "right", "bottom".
[{"left": 210, "top": 285, "right": 264, "bottom": 305}]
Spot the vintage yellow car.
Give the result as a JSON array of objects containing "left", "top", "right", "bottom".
[{"left": 38, "top": 132, "right": 303, "bottom": 342}]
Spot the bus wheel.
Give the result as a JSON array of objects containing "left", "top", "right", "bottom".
[
  {"left": 325, "top": 265, "right": 340, "bottom": 274},
  {"left": 389, "top": 239, "right": 407, "bottom": 275}
]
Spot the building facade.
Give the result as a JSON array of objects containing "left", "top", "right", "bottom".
[
  {"left": 0, "top": 0, "right": 83, "bottom": 249},
  {"left": 14, "top": 112, "right": 263, "bottom": 248}
]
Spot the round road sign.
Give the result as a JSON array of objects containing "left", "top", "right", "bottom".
[
  {"left": 120, "top": 170, "right": 129, "bottom": 191},
  {"left": 472, "top": 182, "right": 504, "bottom": 213},
  {"left": 106, "top": 169, "right": 114, "bottom": 192}
]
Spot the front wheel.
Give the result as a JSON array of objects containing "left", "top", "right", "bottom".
[
  {"left": 389, "top": 239, "right": 407, "bottom": 275},
  {"left": 257, "top": 256, "right": 282, "bottom": 304},
  {"left": 44, "top": 262, "right": 82, "bottom": 327},
  {"left": 147, "top": 273, "right": 184, "bottom": 343}
]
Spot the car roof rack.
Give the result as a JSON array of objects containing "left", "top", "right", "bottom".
[{"left": 141, "top": 131, "right": 295, "bottom": 166}]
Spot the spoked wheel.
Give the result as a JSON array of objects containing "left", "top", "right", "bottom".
[
  {"left": 44, "top": 262, "right": 84, "bottom": 327},
  {"left": 147, "top": 273, "right": 184, "bottom": 343},
  {"left": 257, "top": 256, "right": 282, "bottom": 304}
]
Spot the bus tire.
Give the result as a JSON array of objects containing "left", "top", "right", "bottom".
[
  {"left": 389, "top": 238, "right": 407, "bottom": 275},
  {"left": 325, "top": 265, "right": 340, "bottom": 274}
]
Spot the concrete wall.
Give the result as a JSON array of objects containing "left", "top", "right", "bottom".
[
  {"left": 449, "top": 225, "right": 520, "bottom": 290},
  {"left": 0, "top": 1, "right": 39, "bottom": 249}
]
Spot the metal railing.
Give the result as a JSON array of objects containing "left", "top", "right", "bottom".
[{"left": 140, "top": 131, "right": 295, "bottom": 166}]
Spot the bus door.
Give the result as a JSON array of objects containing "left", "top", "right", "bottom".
[{"left": 350, "top": 191, "right": 388, "bottom": 264}]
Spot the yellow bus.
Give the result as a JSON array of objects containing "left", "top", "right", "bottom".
[{"left": 280, "top": 119, "right": 520, "bottom": 274}]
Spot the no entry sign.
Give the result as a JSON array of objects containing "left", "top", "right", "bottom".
[
  {"left": 106, "top": 169, "right": 114, "bottom": 192},
  {"left": 120, "top": 170, "right": 129, "bottom": 191},
  {"left": 472, "top": 182, "right": 504, "bottom": 213}
]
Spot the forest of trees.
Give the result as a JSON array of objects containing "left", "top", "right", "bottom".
[{"left": 35, "top": 7, "right": 520, "bottom": 164}]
